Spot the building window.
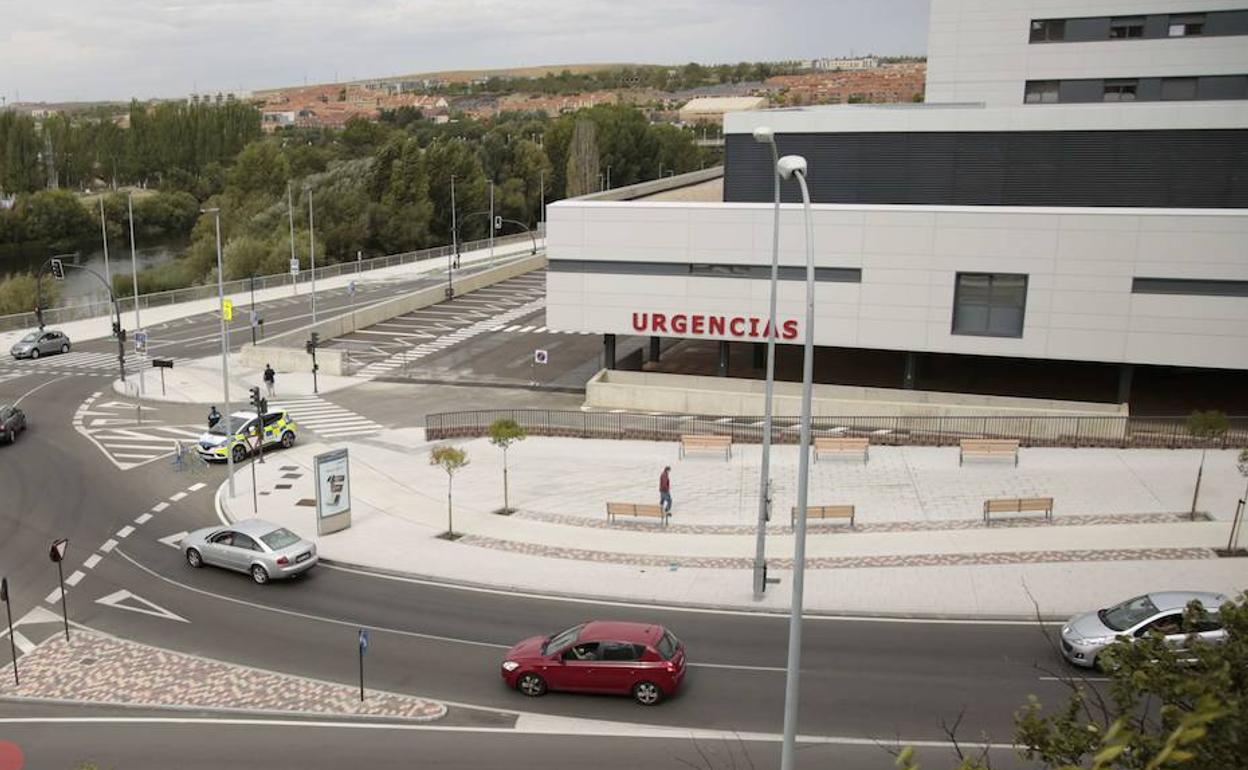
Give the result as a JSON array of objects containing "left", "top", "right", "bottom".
[
  {"left": 1024, "top": 80, "right": 1060, "bottom": 104},
  {"left": 1109, "top": 16, "right": 1145, "bottom": 38},
  {"left": 1132, "top": 277, "right": 1248, "bottom": 297},
  {"left": 1161, "top": 77, "right": 1199, "bottom": 101},
  {"left": 1029, "top": 19, "right": 1066, "bottom": 42},
  {"left": 952, "top": 273, "right": 1028, "bottom": 338},
  {"left": 1168, "top": 13, "right": 1205, "bottom": 36},
  {"left": 1103, "top": 79, "right": 1138, "bottom": 102}
]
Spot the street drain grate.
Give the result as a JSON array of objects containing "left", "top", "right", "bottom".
[
  {"left": 295, "top": 498, "right": 316, "bottom": 507},
  {"left": 275, "top": 484, "right": 292, "bottom": 490}
]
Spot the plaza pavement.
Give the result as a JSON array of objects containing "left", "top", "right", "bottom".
[{"left": 218, "top": 428, "right": 1248, "bottom": 620}]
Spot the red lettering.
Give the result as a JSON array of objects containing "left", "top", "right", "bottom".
[
  {"left": 729, "top": 317, "right": 746, "bottom": 336},
  {"left": 691, "top": 315, "right": 705, "bottom": 335},
  {"left": 709, "top": 316, "right": 725, "bottom": 335},
  {"left": 672, "top": 314, "right": 688, "bottom": 334},
  {"left": 631, "top": 312, "right": 648, "bottom": 332},
  {"left": 782, "top": 319, "right": 799, "bottom": 340},
  {"left": 748, "top": 317, "right": 760, "bottom": 338},
  {"left": 761, "top": 320, "right": 773, "bottom": 339},
  {"left": 653, "top": 313, "right": 668, "bottom": 333}
]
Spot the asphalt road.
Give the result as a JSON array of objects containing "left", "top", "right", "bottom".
[{"left": 0, "top": 269, "right": 1074, "bottom": 768}]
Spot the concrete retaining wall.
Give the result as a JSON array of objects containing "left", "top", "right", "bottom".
[
  {"left": 241, "top": 253, "right": 548, "bottom": 375},
  {"left": 586, "top": 369, "right": 1128, "bottom": 423}
]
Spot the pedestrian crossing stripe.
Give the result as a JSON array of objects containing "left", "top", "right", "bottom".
[{"left": 269, "top": 396, "right": 382, "bottom": 439}]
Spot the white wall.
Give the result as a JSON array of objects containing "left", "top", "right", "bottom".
[
  {"left": 926, "top": 0, "right": 1248, "bottom": 106},
  {"left": 545, "top": 201, "right": 1248, "bottom": 370}
]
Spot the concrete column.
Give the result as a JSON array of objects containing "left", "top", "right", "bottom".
[
  {"left": 1117, "top": 363, "right": 1134, "bottom": 404},
  {"left": 718, "top": 340, "right": 730, "bottom": 377},
  {"left": 649, "top": 336, "right": 661, "bottom": 363},
  {"left": 753, "top": 342, "right": 765, "bottom": 369},
  {"left": 903, "top": 352, "right": 918, "bottom": 389},
  {"left": 603, "top": 334, "right": 616, "bottom": 370}
]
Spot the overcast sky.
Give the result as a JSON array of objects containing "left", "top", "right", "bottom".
[{"left": 1, "top": 0, "right": 931, "bottom": 104}]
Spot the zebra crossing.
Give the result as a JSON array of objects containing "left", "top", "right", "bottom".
[
  {"left": 270, "top": 395, "right": 383, "bottom": 440},
  {"left": 72, "top": 392, "right": 206, "bottom": 471},
  {"left": 1, "top": 351, "right": 180, "bottom": 378},
  {"left": 489, "top": 324, "right": 594, "bottom": 335}
]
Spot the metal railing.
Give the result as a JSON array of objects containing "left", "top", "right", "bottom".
[
  {"left": 0, "top": 229, "right": 543, "bottom": 333},
  {"left": 425, "top": 409, "right": 1248, "bottom": 449}
]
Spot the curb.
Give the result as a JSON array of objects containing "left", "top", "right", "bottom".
[
  {"left": 0, "top": 694, "right": 446, "bottom": 725},
  {"left": 214, "top": 475, "right": 1063, "bottom": 624}
]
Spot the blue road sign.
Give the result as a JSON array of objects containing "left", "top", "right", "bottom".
[{"left": 358, "top": 628, "right": 369, "bottom": 654}]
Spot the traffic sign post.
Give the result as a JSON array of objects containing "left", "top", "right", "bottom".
[
  {"left": 133, "top": 329, "right": 148, "bottom": 355},
  {"left": 48, "top": 539, "right": 69, "bottom": 642},
  {"left": 1, "top": 577, "right": 16, "bottom": 685},
  {"left": 531, "top": 349, "right": 548, "bottom": 387},
  {"left": 222, "top": 299, "right": 233, "bottom": 322},
  {"left": 152, "top": 358, "right": 174, "bottom": 396},
  {"left": 358, "top": 628, "right": 369, "bottom": 702}
]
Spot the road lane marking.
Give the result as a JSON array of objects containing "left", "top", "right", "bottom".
[
  {"left": 169, "top": 492, "right": 187, "bottom": 502},
  {"left": 158, "top": 531, "right": 189, "bottom": 549},
  {"left": 45, "top": 589, "right": 63, "bottom": 604},
  {"left": 152, "top": 502, "right": 170, "bottom": 512},
  {"left": 11, "top": 631, "right": 34, "bottom": 654},
  {"left": 65, "top": 571, "right": 86, "bottom": 587},
  {"left": 116, "top": 526, "right": 135, "bottom": 538},
  {"left": 188, "top": 483, "right": 206, "bottom": 492},
  {"left": 135, "top": 513, "right": 153, "bottom": 525},
  {"left": 13, "top": 375, "right": 72, "bottom": 406},
  {"left": 83, "top": 554, "right": 102, "bottom": 570},
  {"left": 96, "top": 589, "right": 190, "bottom": 623},
  {"left": 100, "top": 539, "right": 118, "bottom": 553}
]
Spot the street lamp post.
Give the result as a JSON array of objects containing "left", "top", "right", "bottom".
[
  {"left": 538, "top": 169, "right": 544, "bottom": 233},
  {"left": 205, "top": 208, "right": 236, "bottom": 497},
  {"left": 488, "top": 180, "right": 495, "bottom": 265},
  {"left": 606, "top": 164, "right": 612, "bottom": 190},
  {"left": 287, "top": 182, "right": 297, "bottom": 295},
  {"left": 448, "top": 174, "right": 457, "bottom": 299},
  {"left": 306, "top": 186, "right": 318, "bottom": 323},
  {"left": 127, "top": 192, "right": 144, "bottom": 394},
  {"left": 777, "top": 154, "right": 815, "bottom": 770},
  {"left": 98, "top": 196, "right": 111, "bottom": 299},
  {"left": 752, "top": 126, "right": 782, "bottom": 598}
]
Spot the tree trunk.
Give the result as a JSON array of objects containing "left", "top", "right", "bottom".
[
  {"left": 502, "top": 449, "right": 510, "bottom": 513},
  {"left": 447, "top": 477, "right": 454, "bottom": 535}
]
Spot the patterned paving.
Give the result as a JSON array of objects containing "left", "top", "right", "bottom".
[
  {"left": 512, "top": 510, "right": 1209, "bottom": 535},
  {"left": 0, "top": 631, "right": 446, "bottom": 722},
  {"left": 456, "top": 535, "right": 1217, "bottom": 570}
]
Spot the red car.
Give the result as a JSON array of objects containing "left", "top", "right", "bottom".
[{"left": 501, "top": 621, "right": 686, "bottom": 705}]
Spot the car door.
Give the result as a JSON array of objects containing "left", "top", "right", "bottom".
[
  {"left": 553, "top": 642, "right": 601, "bottom": 692},
  {"left": 37, "top": 333, "right": 55, "bottom": 354},
  {"left": 262, "top": 412, "right": 283, "bottom": 445},
  {"left": 202, "top": 531, "right": 236, "bottom": 568},
  {"left": 595, "top": 641, "right": 646, "bottom": 694},
  {"left": 227, "top": 533, "right": 263, "bottom": 572},
  {"left": 1134, "top": 612, "right": 1186, "bottom": 648}
]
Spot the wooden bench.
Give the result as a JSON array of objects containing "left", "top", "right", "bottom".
[
  {"left": 983, "top": 497, "right": 1053, "bottom": 526},
  {"left": 814, "top": 437, "right": 869, "bottom": 463},
  {"left": 790, "top": 504, "right": 856, "bottom": 528},
  {"left": 959, "top": 439, "right": 1020, "bottom": 466},
  {"left": 606, "top": 502, "right": 669, "bottom": 526},
  {"left": 679, "top": 434, "right": 732, "bottom": 460}
]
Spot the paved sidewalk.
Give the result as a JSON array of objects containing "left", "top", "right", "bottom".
[
  {"left": 0, "top": 630, "right": 445, "bottom": 721},
  {"left": 113, "top": 351, "right": 359, "bottom": 404},
  {"left": 0, "top": 239, "right": 540, "bottom": 350},
  {"left": 220, "top": 430, "right": 1248, "bottom": 620}
]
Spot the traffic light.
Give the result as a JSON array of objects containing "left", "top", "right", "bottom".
[
  {"left": 306, "top": 332, "right": 319, "bottom": 355},
  {"left": 50, "top": 259, "right": 65, "bottom": 280},
  {"left": 249, "top": 386, "right": 266, "bottom": 415}
]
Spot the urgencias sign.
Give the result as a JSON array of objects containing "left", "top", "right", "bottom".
[{"left": 631, "top": 312, "right": 798, "bottom": 340}]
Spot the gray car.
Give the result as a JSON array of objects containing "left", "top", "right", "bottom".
[
  {"left": 0, "top": 404, "right": 26, "bottom": 444},
  {"left": 181, "top": 519, "right": 317, "bottom": 584},
  {"left": 1060, "top": 590, "right": 1230, "bottom": 669},
  {"left": 10, "top": 329, "right": 71, "bottom": 359}
]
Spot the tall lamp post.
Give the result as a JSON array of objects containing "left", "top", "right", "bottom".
[
  {"left": 776, "top": 154, "right": 815, "bottom": 770},
  {"left": 287, "top": 182, "right": 298, "bottom": 294},
  {"left": 98, "top": 196, "right": 112, "bottom": 301},
  {"left": 752, "top": 126, "right": 782, "bottom": 598},
  {"left": 204, "top": 208, "right": 236, "bottom": 497},
  {"left": 306, "top": 186, "right": 318, "bottom": 323},
  {"left": 127, "top": 192, "right": 144, "bottom": 394},
  {"left": 447, "top": 174, "right": 457, "bottom": 299}
]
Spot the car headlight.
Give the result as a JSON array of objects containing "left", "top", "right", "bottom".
[
  {"left": 1078, "top": 636, "right": 1115, "bottom": 647},
  {"left": 501, "top": 661, "right": 520, "bottom": 672}
]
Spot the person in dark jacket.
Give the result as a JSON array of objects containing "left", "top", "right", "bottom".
[
  {"left": 207, "top": 405, "right": 222, "bottom": 429},
  {"left": 659, "top": 466, "right": 672, "bottom": 514},
  {"left": 263, "top": 364, "right": 276, "bottom": 397}
]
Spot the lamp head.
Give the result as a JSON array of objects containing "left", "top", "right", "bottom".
[
  {"left": 776, "top": 155, "right": 807, "bottom": 180},
  {"left": 752, "top": 126, "right": 775, "bottom": 145}
]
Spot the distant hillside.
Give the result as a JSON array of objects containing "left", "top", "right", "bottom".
[{"left": 385, "top": 63, "right": 639, "bottom": 83}]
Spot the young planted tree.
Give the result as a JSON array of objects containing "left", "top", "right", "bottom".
[
  {"left": 488, "top": 418, "right": 527, "bottom": 514},
  {"left": 429, "top": 444, "right": 469, "bottom": 539}
]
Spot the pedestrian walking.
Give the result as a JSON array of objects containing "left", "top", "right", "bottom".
[
  {"left": 207, "top": 405, "right": 222, "bottom": 429},
  {"left": 263, "top": 364, "right": 276, "bottom": 397},
  {"left": 659, "top": 466, "right": 672, "bottom": 515}
]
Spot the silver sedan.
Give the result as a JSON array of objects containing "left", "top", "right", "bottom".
[
  {"left": 1060, "top": 590, "right": 1230, "bottom": 669},
  {"left": 182, "top": 519, "right": 317, "bottom": 584},
  {"left": 10, "top": 329, "right": 71, "bottom": 359}
]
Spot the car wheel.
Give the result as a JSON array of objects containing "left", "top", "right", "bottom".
[
  {"left": 281, "top": 431, "right": 295, "bottom": 449},
  {"left": 29, "top": 348, "right": 39, "bottom": 359},
  {"left": 632, "top": 681, "right": 663, "bottom": 706},
  {"left": 232, "top": 444, "right": 248, "bottom": 463},
  {"left": 3, "top": 429, "right": 12, "bottom": 444},
  {"left": 60, "top": 343, "right": 69, "bottom": 354},
  {"left": 250, "top": 565, "right": 269, "bottom": 585},
  {"left": 186, "top": 548, "right": 203, "bottom": 568},
  {"left": 517, "top": 672, "right": 547, "bottom": 697}
]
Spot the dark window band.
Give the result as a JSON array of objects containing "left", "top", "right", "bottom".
[
  {"left": 1030, "top": 9, "right": 1248, "bottom": 43},
  {"left": 1132, "top": 277, "right": 1248, "bottom": 297},
  {"left": 548, "top": 259, "right": 861, "bottom": 282},
  {"left": 1025, "top": 75, "right": 1248, "bottom": 104}
]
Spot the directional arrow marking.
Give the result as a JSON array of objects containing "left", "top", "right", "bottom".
[
  {"left": 158, "top": 531, "right": 189, "bottom": 549},
  {"left": 94, "top": 401, "right": 156, "bottom": 411},
  {"left": 96, "top": 590, "right": 189, "bottom": 623}
]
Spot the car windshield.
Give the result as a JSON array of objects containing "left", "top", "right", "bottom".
[
  {"left": 542, "top": 624, "right": 584, "bottom": 655},
  {"left": 1102, "top": 595, "right": 1160, "bottom": 631},
  {"left": 656, "top": 630, "right": 679, "bottom": 660},
  {"left": 19, "top": 332, "right": 38, "bottom": 343},
  {"left": 209, "top": 416, "right": 250, "bottom": 436},
  {"left": 260, "top": 528, "right": 301, "bottom": 550}
]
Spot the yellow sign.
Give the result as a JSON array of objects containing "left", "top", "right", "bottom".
[{"left": 222, "top": 299, "right": 233, "bottom": 321}]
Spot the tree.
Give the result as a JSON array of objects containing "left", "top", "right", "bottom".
[
  {"left": 227, "top": 141, "right": 290, "bottom": 198},
  {"left": 429, "top": 444, "right": 469, "bottom": 539},
  {"left": 565, "top": 119, "right": 599, "bottom": 198},
  {"left": 487, "top": 418, "right": 527, "bottom": 514},
  {"left": 0, "top": 271, "right": 61, "bottom": 315},
  {"left": 20, "top": 189, "right": 94, "bottom": 248},
  {"left": 3, "top": 114, "right": 42, "bottom": 193}
]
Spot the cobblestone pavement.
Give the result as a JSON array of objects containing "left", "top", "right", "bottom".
[
  {"left": 457, "top": 534, "right": 1217, "bottom": 571},
  {"left": 513, "top": 510, "right": 1206, "bottom": 535},
  {"left": 0, "top": 631, "right": 446, "bottom": 722}
]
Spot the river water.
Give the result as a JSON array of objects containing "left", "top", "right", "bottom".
[{"left": 0, "top": 238, "right": 187, "bottom": 307}]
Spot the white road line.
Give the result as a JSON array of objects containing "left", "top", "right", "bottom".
[
  {"left": 169, "top": 492, "right": 187, "bottom": 502},
  {"left": 65, "top": 570, "right": 86, "bottom": 587},
  {"left": 11, "top": 631, "right": 34, "bottom": 654},
  {"left": 83, "top": 554, "right": 102, "bottom": 569},
  {"left": 505, "top": 325, "right": 521, "bottom": 332},
  {"left": 116, "top": 526, "right": 135, "bottom": 538},
  {"left": 45, "top": 589, "right": 63, "bottom": 604},
  {"left": 152, "top": 502, "right": 170, "bottom": 512},
  {"left": 188, "top": 483, "right": 206, "bottom": 492},
  {"left": 100, "top": 539, "right": 118, "bottom": 553},
  {"left": 135, "top": 513, "right": 153, "bottom": 524},
  {"left": 1038, "top": 675, "right": 1111, "bottom": 683}
]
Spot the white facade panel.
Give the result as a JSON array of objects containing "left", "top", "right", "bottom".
[{"left": 546, "top": 201, "right": 1248, "bottom": 370}]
